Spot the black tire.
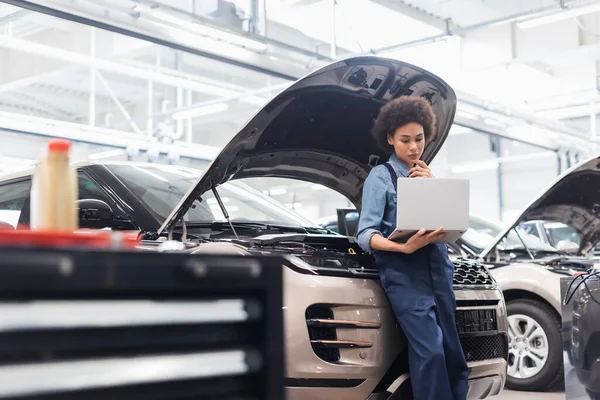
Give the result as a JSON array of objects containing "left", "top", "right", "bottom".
[{"left": 505, "top": 299, "right": 564, "bottom": 392}]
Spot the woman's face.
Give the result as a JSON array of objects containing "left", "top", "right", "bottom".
[{"left": 387, "top": 122, "right": 426, "bottom": 166}]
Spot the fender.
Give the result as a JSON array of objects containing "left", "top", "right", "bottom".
[{"left": 488, "top": 263, "right": 563, "bottom": 314}]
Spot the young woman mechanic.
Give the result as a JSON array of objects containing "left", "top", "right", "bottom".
[{"left": 356, "top": 97, "right": 469, "bottom": 400}]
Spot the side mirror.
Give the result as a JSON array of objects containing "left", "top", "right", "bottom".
[
  {"left": 76, "top": 199, "right": 116, "bottom": 229},
  {"left": 336, "top": 208, "right": 359, "bottom": 236},
  {"left": 556, "top": 240, "right": 579, "bottom": 253}
]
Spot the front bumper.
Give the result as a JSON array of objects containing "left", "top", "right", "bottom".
[
  {"left": 282, "top": 263, "right": 508, "bottom": 400},
  {"left": 466, "top": 359, "right": 507, "bottom": 399},
  {"left": 456, "top": 289, "right": 508, "bottom": 399}
]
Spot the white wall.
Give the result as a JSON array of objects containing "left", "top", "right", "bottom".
[{"left": 431, "top": 130, "right": 560, "bottom": 224}]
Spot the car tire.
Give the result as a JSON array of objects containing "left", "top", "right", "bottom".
[{"left": 505, "top": 299, "right": 563, "bottom": 392}]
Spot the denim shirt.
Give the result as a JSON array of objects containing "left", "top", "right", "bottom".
[{"left": 356, "top": 153, "right": 411, "bottom": 255}]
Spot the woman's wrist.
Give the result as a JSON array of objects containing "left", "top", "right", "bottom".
[
  {"left": 394, "top": 242, "right": 414, "bottom": 254},
  {"left": 368, "top": 234, "right": 418, "bottom": 254}
]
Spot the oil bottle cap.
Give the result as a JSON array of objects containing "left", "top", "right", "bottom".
[{"left": 48, "top": 139, "right": 71, "bottom": 153}]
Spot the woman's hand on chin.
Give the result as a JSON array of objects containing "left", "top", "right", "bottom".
[{"left": 409, "top": 160, "right": 432, "bottom": 178}]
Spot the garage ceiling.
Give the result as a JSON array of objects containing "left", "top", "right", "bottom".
[{"left": 0, "top": 0, "right": 598, "bottom": 171}]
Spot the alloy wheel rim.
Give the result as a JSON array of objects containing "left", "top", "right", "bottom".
[{"left": 507, "top": 313, "right": 550, "bottom": 379}]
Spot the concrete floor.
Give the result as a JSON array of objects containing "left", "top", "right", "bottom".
[
  {"left": 492, "top": 390, "right": 565, "bottom": 399},
  {"left": 490, "top": 350, "right": 591, "bottom": 399}
]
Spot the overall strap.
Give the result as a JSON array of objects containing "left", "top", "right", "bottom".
[{"left": 383, "top": 162, "right": 398, "bottom": 192}]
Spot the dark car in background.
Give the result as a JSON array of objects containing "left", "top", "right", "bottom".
[{"left": 569, "top": 272, "right": 600, "bottom": 400}]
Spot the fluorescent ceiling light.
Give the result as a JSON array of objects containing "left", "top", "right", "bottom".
[
  {"left": 455, "top": 110, "right": 481, "bottom": 120},
  {"left": 172, "top": 103, "right": 229, "bottom": 120},
  {"left": 166, "top": 27, "right": 254, "bottom": 61},
  {"left": 189, "top": 22, "right": 267, "bottom": 52},
  {"left": 152, "top": 10, "right": 186, "bottom": 25},
  {"left": 448, "top": 125, "right": 473, "bottom": 136},
  {"left": 537, "top": 103, "right": 600, "bottom": 120},
  {"left": 88, "top": 149, "right": 125, "bottom": 160},
  {"left": 518, "top": 3, "right": 600, "bottom": 29},
  {"left": 152, "top": 10, "right": 267, "bottom": 52},
  {"left": 483, "top": 118, "right": 505, "bottom": 127}
]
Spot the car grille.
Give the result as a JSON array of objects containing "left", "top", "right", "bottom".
[
  {"left": 460, "top": 333, "right": 508, "bottom": 362},
  {"left": 453, "top": 258, "right": 495, "bottom": 287},
  {"left": 306, "top": 305, "right": 507, "bottom": 364},
  {"left": 455, "top": 309, "right": 498, "bottom": 334}
]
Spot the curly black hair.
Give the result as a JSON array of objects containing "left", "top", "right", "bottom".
[{"left": 371, "top": 96, "right": 437, "bottom": 153}]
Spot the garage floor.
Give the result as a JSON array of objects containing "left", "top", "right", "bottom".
[
  {"left": 491, "top": 349, "right": 591, "bottom": 399},
  {"left": 492, "top": 390, "right": 564, "bottom": 399}
]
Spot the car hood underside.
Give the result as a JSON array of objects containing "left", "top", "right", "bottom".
[
  {"left": 482, "top": 155, "right": 600, "bottom": 257},
  {"left": 159, "top": 56, "right": 457, "bottom": 234}
]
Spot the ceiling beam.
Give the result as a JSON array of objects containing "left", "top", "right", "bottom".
[
  {"left": 0, "top": 35, "right": 273, "bottom": 106},
  {"left": 0, "top": 111, "right": 221, "bottom": 161},
  {"left": 368, "top": 0, "right": 449, "bottom": 32},
  {"left": 1, "top": 0, "right": 303, "bottom": 80}
]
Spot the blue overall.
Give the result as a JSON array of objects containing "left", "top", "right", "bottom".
[{"left": 356, "top": 154, "right": 469, "bottom": 400}]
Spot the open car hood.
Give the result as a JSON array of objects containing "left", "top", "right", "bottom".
[
  {"left": 159, "top": 56, "right": 457, "bottom": 235},
  {"left": 480, "top": 155, "right": 600, "bottom": 258}
]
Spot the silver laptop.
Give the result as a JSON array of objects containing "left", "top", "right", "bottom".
[{"left": 387, "top": 178, "right": 470, "bottom": 244}]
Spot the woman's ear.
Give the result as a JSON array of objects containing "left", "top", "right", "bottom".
[{"left": 387, "top": 133, "right": 393, "bottom": 146}]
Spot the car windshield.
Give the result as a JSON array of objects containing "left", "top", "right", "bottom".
[
  {"left": 545, "top": 222, "right": 581, "bottom": 246},
  {"left": 462, "top": 216, "right": 558, "bottom": 254},
  {"left": 105, "top": 164, "right": 318, "bottom": 228}
]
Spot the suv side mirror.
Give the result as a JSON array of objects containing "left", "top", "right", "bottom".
[
  {"left": 76, "top": 199, "right": 118, "bottom": 229},
  {"left": 556, "top": 240, "right": 579, "bottom": 253},
  {"left": 336, "top": 208, "right": 359, "bottom": 236}
]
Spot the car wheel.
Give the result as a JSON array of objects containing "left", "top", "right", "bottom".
[{"left": 505, "top": 299, "right": 563, "bottom": 391}]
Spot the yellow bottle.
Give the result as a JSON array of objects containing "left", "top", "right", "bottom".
[{"left": 30, "top": 139, "right": 78, "bottom": 231}]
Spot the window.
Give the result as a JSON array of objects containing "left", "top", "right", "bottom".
[
  {"left": 519, "top": 222, "right": 541, "bottom": 239},
  {"left": 544, "top": 223, "right": 581, "bottom": 246},
  {"left": 78, "top": 172, "right": 114, "bottom": 203},
  {"left": 105, "top": 164, "right": 316, "bottom": 227},
  {"left": 0, "top": 179, "right": 31, "bottom": 228}
]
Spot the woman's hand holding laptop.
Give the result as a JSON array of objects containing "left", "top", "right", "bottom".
[
  {"left": 403, "top": 227, "right": 447, "bottom": 253},
  {"left": 369, "top": 227, "right": 447, "bottom": 254}
]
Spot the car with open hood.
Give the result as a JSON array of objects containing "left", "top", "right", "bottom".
[
  {"left": 0, "top": 56, "right": 509, "bottom": 399},
  {"left": 457, "top": 155, "right": 600, "bottom": 392}
]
